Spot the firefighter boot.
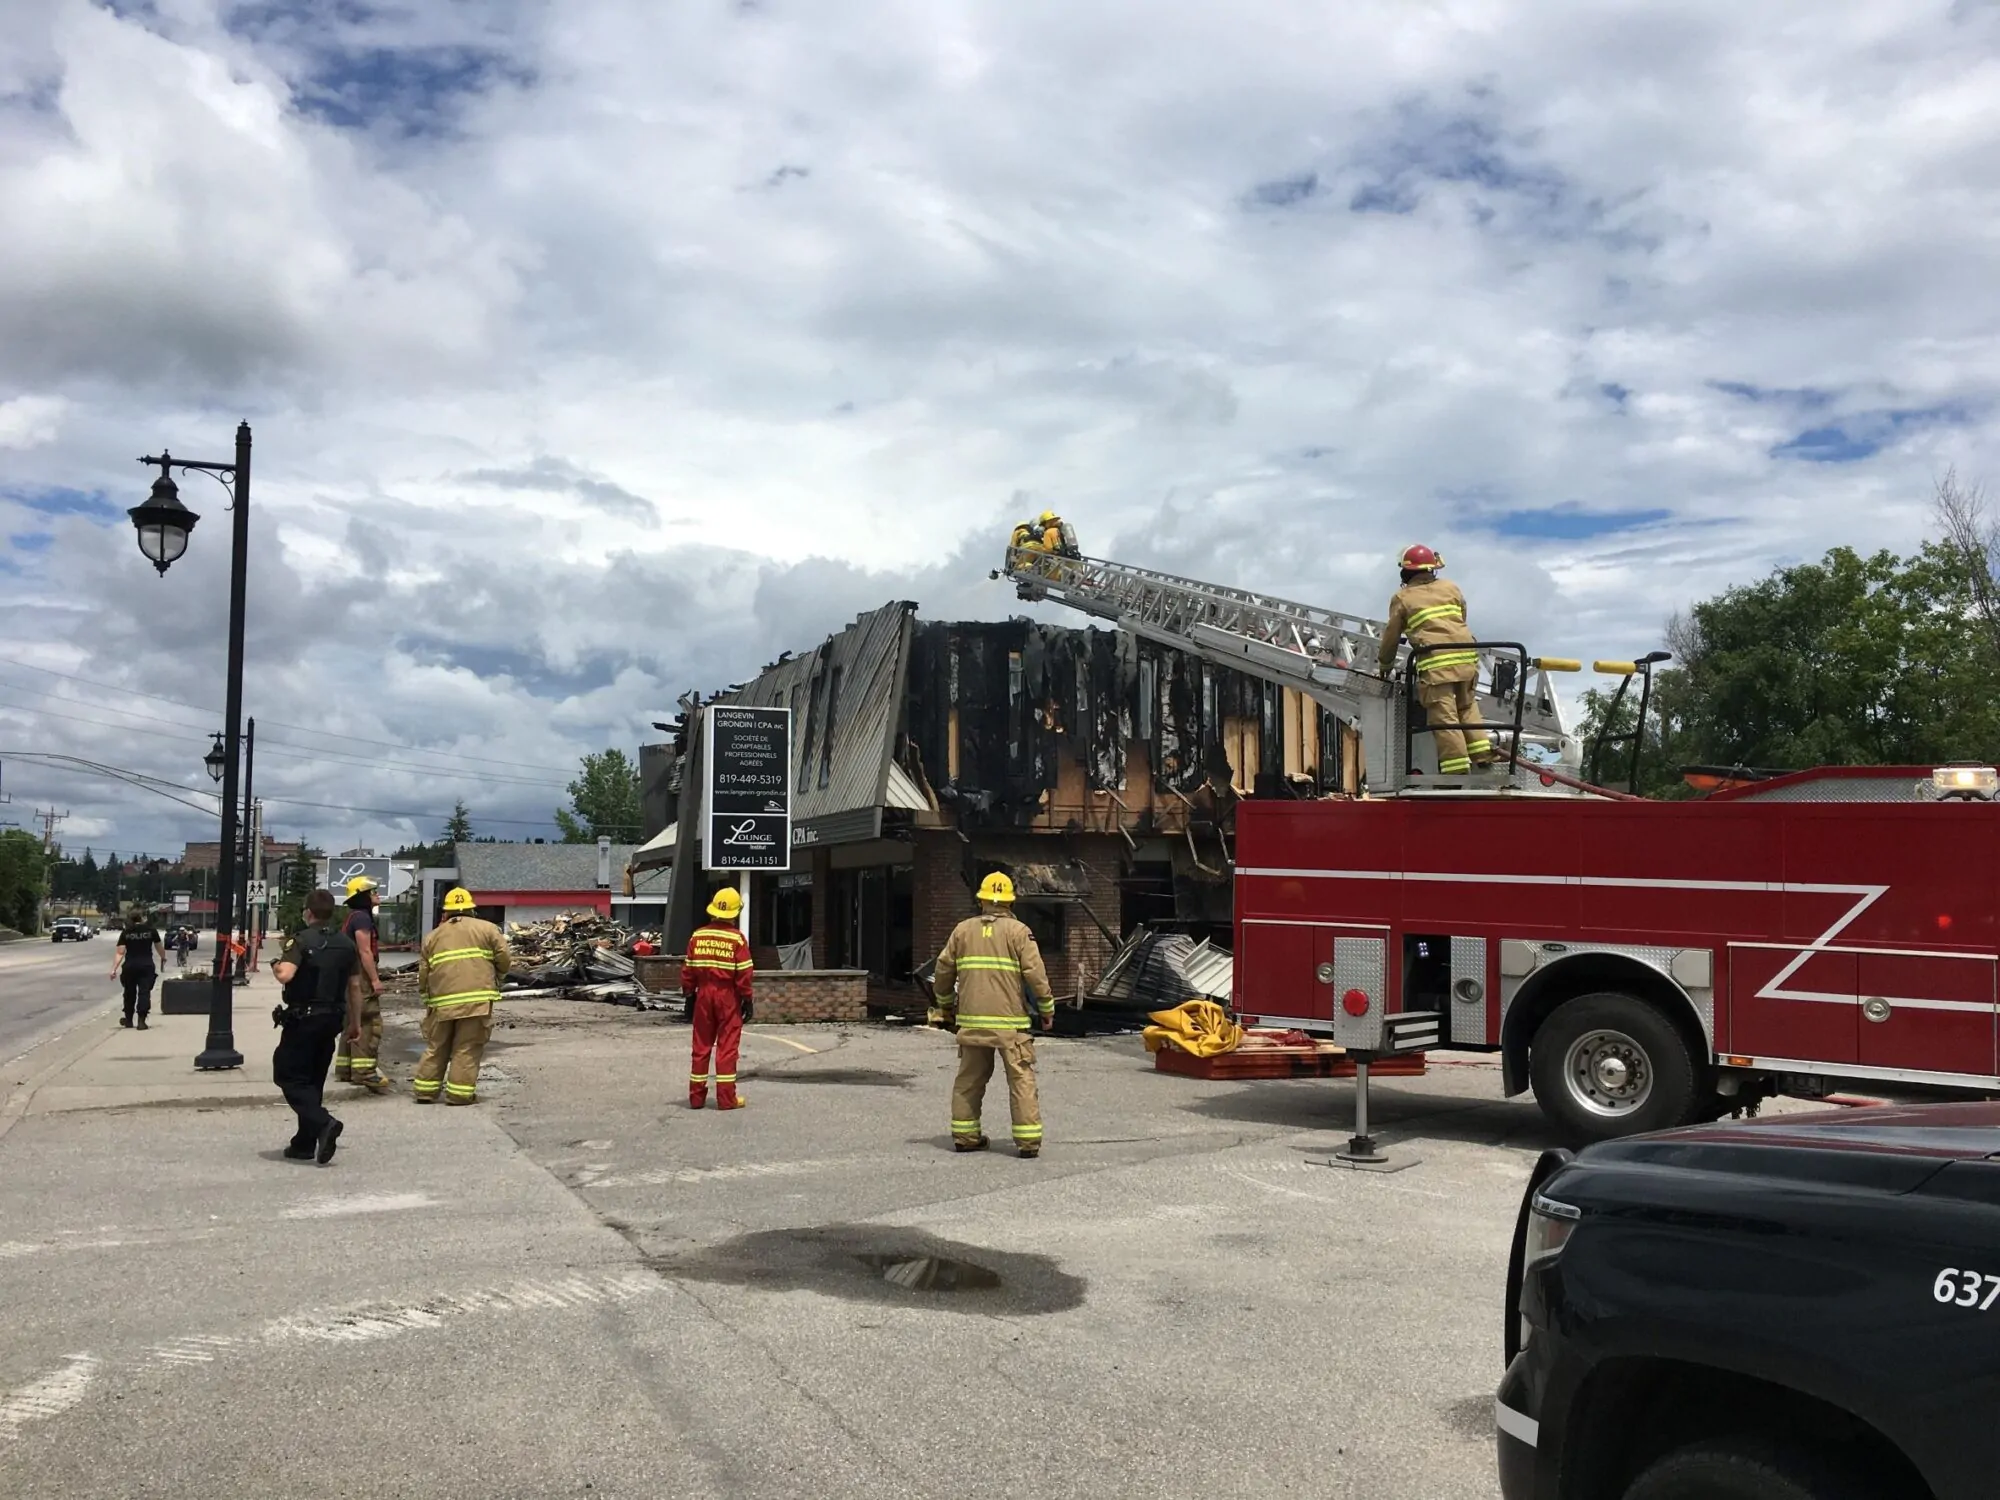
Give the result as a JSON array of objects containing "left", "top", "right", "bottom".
[
  {"left": 954, "top": 1134, "right": 990, "bottom": 1152},
  {"left": 688, "top": 1073, "right": 708, "bottom": 1109}
]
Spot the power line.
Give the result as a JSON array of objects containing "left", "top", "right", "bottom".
[
  {"left": 0, "top": 689, "right": 572, "bottom": 790},
  {"left": 0, "top": 655, "right": 587, "bottom": 773}
]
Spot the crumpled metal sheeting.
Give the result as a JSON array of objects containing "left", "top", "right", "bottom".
[
  {"left": 1090, "top": 924, "right": 1233, "bottom": 1010},
  {"left": 499, "top": 911, "right": 660, "bottom": 1003}
]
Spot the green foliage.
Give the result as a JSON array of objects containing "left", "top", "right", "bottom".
[
  {"left": 0, "top": 829, "right": 48, "bottom": 934},
  {"left": 276, "top": 844, "right": 322, "bottom": 938},
  {"left": 443, "top": 799, "right": 475, "bottom": 844},
  {"left": 555, "top": 749, "right": 641, "bottom": 843},
  {"left": 1577, "top": 541, "right": 2000, "bottom": 795}
]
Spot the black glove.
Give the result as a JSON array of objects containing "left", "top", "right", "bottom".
[
  {"left": 739, "top": 996, "right": 754, "bottom": 1023},
  {"left": 271, "top": 1004, "right": 288, "bottom": 1029}
]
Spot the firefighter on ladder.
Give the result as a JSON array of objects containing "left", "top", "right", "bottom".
[
  {"left": 933, "top": 872, "right": 1056, "bottom": 1158},
  {"left": 1379, "top": 543, "right": 1494, "bottom": 776},
  {"left": 684, "top": 888, "right": 753, "bottom": 1110}
]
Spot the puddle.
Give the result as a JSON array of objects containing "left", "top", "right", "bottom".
[
  {"left": 1441, "top": 1393, "right": 1495, "bottom": 1440},
  {"left": 648, "top": 1224, "right": 1084, "bottom": 1315},
  {"left": 857, "top": 1253, "right": 1002, "bottom": 1292}
]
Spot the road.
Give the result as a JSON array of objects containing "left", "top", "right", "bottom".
[{"left": 0, "top": 939, "right": 118, "bottom": 1065}]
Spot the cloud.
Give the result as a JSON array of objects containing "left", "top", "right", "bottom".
[
  {"left": 2, "top": 0, "right": 1999, "bottom": 859},
  {"left": 455, "top": 455, "right": 658, "bottom": 522}
]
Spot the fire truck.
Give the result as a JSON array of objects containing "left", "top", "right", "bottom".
[{"left": 1004, "top": 546, "right": 2000, "bottom": 1141}]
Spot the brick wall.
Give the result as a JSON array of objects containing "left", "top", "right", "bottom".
[
  {"left": 632, "top": 954, "right": 867, "bottom": 1024},
  {"left": 907, "top": 829, "right": 1126, "bottom": 1001}
]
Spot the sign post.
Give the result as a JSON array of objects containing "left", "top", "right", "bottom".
[{"left": 704, "top": 707, "right": 792, "bottom": 932}]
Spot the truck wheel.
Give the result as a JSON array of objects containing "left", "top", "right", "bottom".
[
  {"left": 1530, "top": 992, "right": 1700, "bottom": 1143},
  {"left": 1623, "top": 1437, "right": 1875, "bottom": 1500}
]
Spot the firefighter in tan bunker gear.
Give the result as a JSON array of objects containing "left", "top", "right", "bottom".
[
  {"left": 1378, "top": 543, "right": 1493, "bottom": 776},
  {"left": 934, "top": 872, "right": 1056, "bottom": 1158},
  {"left": 414, "top": 888, "right": 510, "bottom": 1105}
]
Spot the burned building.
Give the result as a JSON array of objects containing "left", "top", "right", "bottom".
[{"left": 634, "top": 600, "right": 1357, "bottom": 1007}]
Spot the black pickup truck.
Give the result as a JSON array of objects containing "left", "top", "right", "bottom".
[{"left": 1498, "top": 1102, "right": 2000, "bottom": 1500}]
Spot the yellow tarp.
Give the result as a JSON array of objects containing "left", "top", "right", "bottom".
[{"left": 1143, "top": 1000, "right": 1243, "bottom": 1057}]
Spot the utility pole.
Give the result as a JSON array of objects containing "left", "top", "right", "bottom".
[{"left": 33, "top": 808, "right": 66, "bottom": 933}]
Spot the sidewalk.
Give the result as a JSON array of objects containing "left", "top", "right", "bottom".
[{"left": 11, "top": 969, "right": 423, "bottom": 1118}]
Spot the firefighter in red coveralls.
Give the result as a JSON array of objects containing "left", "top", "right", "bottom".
[{"left": 683, "top": 887, "right": 753, "bottom": 1110}]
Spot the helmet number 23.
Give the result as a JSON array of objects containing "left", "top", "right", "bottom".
[{"left": 1933, "top": 1268, "right": 2000, "bottom": 1309}]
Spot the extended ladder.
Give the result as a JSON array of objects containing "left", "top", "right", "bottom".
[{"left": 997, "top": 548, "right": 1580, "bottom": 791}]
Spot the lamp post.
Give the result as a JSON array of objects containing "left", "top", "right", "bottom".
[{"left": 129, "top": 421, "right": 251, "bottom": 1072}]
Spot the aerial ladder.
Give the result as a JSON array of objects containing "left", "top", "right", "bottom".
[{"left": 995, "top": 547, "right": 1586, "bottom": 795}]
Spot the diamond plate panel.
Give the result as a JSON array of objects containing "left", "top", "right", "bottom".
[
  {"left": 1733, "top": 777, "right": 1927, "bottom": 803},
  {"left": 1330, "top": 936, "right": 1387, "bottom": 1049},
  {"left": 1451, "top": 936, "right": 1490, "bottom": 1046},
  {"left": 1495, "top": 941, "right": 1713, "bottom": 1047}
]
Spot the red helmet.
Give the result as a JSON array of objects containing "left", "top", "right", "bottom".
[{"left": 1398, "top": 543, "right": 1441, "bottom": 572}]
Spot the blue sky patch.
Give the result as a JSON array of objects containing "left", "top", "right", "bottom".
[
  {"left": 401, "top": 637, "right": 622, "bottom": 699},
  {"left": 7, "top": 488, "right": 121, "bottom": 523},
  {"left": 1771, "top": 404, "right": 1970, "bottom": 464},
  {"left": 1710, "top": 379, "right": 1836, "bottom": 409},
  {"left": 1480, "top": 504, "right": 1673, "bottom": 541},
  {"left": 296, "top": 45, "right": 531, "bottom": 137},
  {"left": 9, "top": 531, "right": 54, "bottom": 553},
  {"left": 1599, "top": 382, "right": 1631, "bottom": 411},
  {"left": 1247, "top": 172, "right": 1320, "bottom": 209},
  {"left": 1348, "top": 99, "right": 1566, "bottom": 219}
]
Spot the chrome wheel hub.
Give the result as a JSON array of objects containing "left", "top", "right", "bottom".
[{"left": 1563, "top": 1028, "right": 1653, "bottom": 1118}]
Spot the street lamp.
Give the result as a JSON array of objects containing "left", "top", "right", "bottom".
[
  {"left": 129, "top": 421, "right": 252, "bottom": 1072},
  {"left": 204, "top": 734, "right": 227, "bottom": 784}
]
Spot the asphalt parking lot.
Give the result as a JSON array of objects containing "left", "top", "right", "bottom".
[
  {"left": 8, "top": 1000, "right": 1841, "bottom": 1499},
  {"left": 482, "top": 1008, "right": 1570, "bottom": 1499}
]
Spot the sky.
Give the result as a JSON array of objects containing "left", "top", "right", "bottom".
[{"left": 1, "top": 0, "right": 1997, "bottom": 865}]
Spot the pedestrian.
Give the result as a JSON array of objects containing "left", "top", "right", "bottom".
[
  {"left": 932, "top": 872, "right": 1056, "bottom": 1158},
  {"left": 271, "top": 889, "right": 361, "bottom": 1164},
  {"left": 683, "top": 888, "right": 753, "bottom": 1110},
  {"left": 332, "top": 876, "right": 389, "bottom": 1093},
  {"left": 1377, "top": 543, "right": 1493, "bottom": 777},
  {"left": 414, "top": 887, "right": 510, "bottom": 1106},
  {"left": 109, "top": 907, "right": 166, "bottom": 1030}
]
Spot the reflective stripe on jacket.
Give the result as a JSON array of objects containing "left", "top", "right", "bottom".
[
  {"left": 1379, "top": 578, "right": 1478, "bottom": 683},
  {"left": 682, "top": 921, "right": 753, "bottom": 1004},
  {"left": 418, "top": 915, "right": 511, "bottom": 1019},
  {"left": 934, "top": 912, "right": 1054, "bottom": 1030}
]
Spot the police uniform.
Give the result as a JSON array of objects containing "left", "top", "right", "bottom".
[{"left": 274, "top": 919, "right": 360, "bottom": 1159}]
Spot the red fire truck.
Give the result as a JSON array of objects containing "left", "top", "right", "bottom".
[
  {"left": 1234, "top": 765, "right": 2000, "bottom": 1140},
  {"left": 1001, "top": 547, "right": 2000, "bottom": 1143}
]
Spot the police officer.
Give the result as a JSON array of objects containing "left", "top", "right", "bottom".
[
  {"left": 271, "top": 889, "right": 362, "bottom": 1164},
  {"left": 933, "top": 872, "right": 1056, "bottom": 1157}
]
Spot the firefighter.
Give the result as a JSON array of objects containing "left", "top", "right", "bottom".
[
  {"left": 333, "top": 876, "right": 390, "bottom": 1093},
  {"left": 933, "top": 871, "right": 1056, "bottom": 1158},
  {"left": 684, "top": 888, "right": 753, "bottom": 1110},
  {"left": 1378, "top": 543, "right": 1493, "bottom": 776},
  {"left": 413, "top": 887, "right": 510, "bottom": 1105},
  {"left": 1037, "top": 509, "right": 1081, "bottom": 558}
]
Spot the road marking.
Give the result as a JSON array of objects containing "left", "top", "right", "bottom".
[
  {"left": 0, "top": 1354, "right": 98, "bottom": 1441},
  {"left": 280, "top": 1192, "right": 437, "bottom": 1220},
  {"left": 745, "top": 1033, "right": 820, "bottom": 1054}
]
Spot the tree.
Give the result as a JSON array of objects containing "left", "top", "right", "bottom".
[
  {"left": 555, "top": 750, "right": 641, "bottom": 843},
  {"left": 0, "top": 829, "right": 49, "bottom": 934},
  {"left": 275, "top": 845, "right": 323, "bottom": 937},
  {"left": 443, "top": 799, "right": 475, "bottom": 845},
  {"left": 1575, "top": 536, "right": 2000, "bottom": 796}
]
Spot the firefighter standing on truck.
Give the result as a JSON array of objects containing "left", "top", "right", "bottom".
[
  {"left": 933, "top": 872, "right": 1055, "bottom": 1158},
  {"left": 684, "top": 888, "right": 753, "bottom": 1110},
  {"left": 414, "top": 887, "right": 509, "bottom": 1105},
  {"left": 333, "top": 876, "right": 390, "bottom": 1093},
  {"left": 1378, "top": 543, "right": 1493, "bottom": 776}
]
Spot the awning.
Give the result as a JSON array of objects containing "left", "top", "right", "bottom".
[{"left": 627, "top": 823, "right": 677, "bottom": 873}]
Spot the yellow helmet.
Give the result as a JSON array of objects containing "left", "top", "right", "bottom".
[
  {"left": 442, "top": 887, "right": 475, "bottom": 913},
  {"left": 707, "top": 887, "right": 744, "bottom": 920},
  {"left": 976, "top": 871, "right": 1016, "bottom": 904},
  {"left": 1038, "top": 510, "right": 1058, "bottom": 526},
  {"left": 345, "top": 875, "right": 379, "bottom": 899}
]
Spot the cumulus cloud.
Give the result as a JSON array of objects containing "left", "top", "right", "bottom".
[{"left": 2, "top": 0, "right": 1998, "bottom": 858}]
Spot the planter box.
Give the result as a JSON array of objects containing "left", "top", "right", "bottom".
[{"left": 159, "top": 978, "right": 214, "bottom": 1015}]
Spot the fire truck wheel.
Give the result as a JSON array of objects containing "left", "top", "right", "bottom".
[{"left": 1530, "top": 992, "right": 1700, "bottom": 1143}]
